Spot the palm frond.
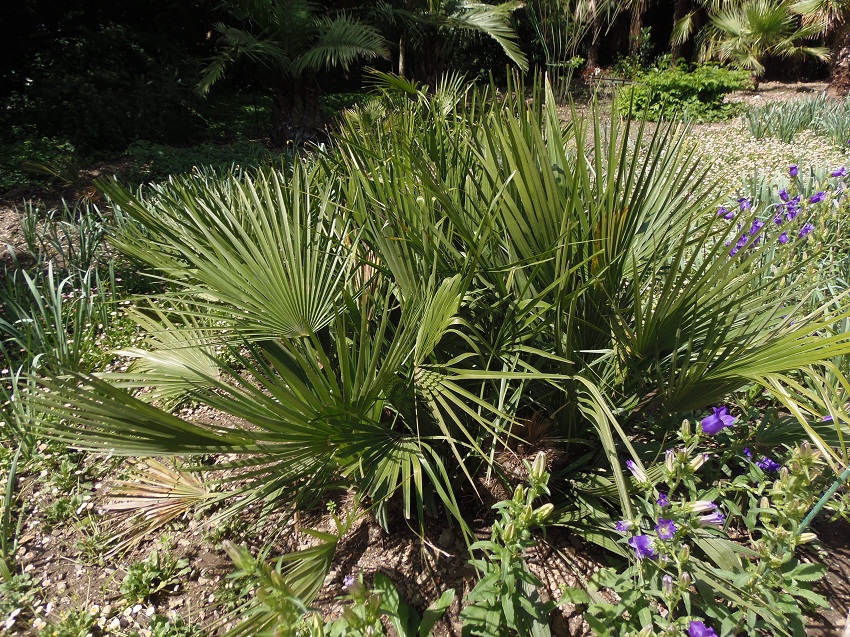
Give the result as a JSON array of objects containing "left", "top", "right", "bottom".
[{"left": 294, "top": 14, "right": 389, "bottom": 74}]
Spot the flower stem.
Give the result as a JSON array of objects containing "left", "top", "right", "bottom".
[{"left": 798, "top": 464, "right": 850, "bottom": 532}]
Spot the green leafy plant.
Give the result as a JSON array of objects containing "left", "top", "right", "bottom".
[
  {"left": 582, "top": 417, "right": 832, "bottom": 637},
  {"left": 0, "top": 572, "right": 40, "bottom": 629},
  {"left": 460, "top": 452, "right": 558, "bottom": 637},
  {"left": 121, "top": 544, "right": 191, "bottom": 604},
  {"left": 132, "top": 614, "right": 202, "bottom": 637},
  {"left": 38, "top": 608, "right": 97, "bottom": 637},
  {"left": 616, "top": 64, "right": 751, "bottom": 121}
]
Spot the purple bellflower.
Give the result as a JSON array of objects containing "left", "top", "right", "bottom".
[
  {"left": 799, "top": 223, "right": 814, "bottom": 238},
  {"left": 689, "top": 620, "right": 718, "bottom": 637},
  {"left": 700, "top": 406, "right": 736, "bottom": 435},
  {"left": 655, "top": 518, "right": 677, "bottom": 540},
  {"left": 657, "top": 492, "right": 670, "bottom": 508},
  {"left": 757, "top": 456, "right": 781, "bottom": 472},
  {"left": 789, "top": 164, "right": 799, "bottom": 178},
  {"left": 627, "top": 535, "right": 657, "bottom": 559},
  {"left": 809, "top": 191, "right": 826, "bottom": 204},
  {"left": 832, "top": 166, "right": 847, "bottom": 177}
]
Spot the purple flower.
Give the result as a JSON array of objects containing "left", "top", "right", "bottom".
[
  {"left": 689, "top": 620, "right": 718, "bottom": 637},
  {"left": 738, "top": 197, "right": 751, "bottom": 211},
  {"left": 698, "top": 511, "right": 726, "bottom": 527},
  {"left": 615, "top": 520, "right": 632, "bottom": 532},
  {"left": 342, "top": 574, "right": 356, "bottom": 589},
  {"left": 779, "top": 232, "right": 789, "bottom": 244},
  {"left": 799, "top": 223, "right": 814, "bottom": 238},
  {"left": 662, "top": 573, "right": 674, "bottom": 595},
  {"left": 779, "top": 189, "right": 791, "bottom": 202},
  {"left": 832, "top": 166, "right": 847, "bottom": 177},
  {"left": 627, "top": 534, "right": 657, "bottom": 559},
  {"left": 809, "top": 191, "right": 826, "bottom": 204},
  {"left": 717, "top": 206, "right": 734, "bottom": 220},
  {"left": 774, "top": 212, "right": 784, "bottom": 225},
  {"left": 657, "top": 492, "right": 670, "bottom": 508},
  {"left": 789, "top": 164, "right": 799, "bottom": 178},
  {"left": 655, "top": 518, "right": 677, "bottom": 540},
  {"left": 743, "top": 447, "right": 753, "bottom": 458},
  {"left": 625, "top": 459, "right": 647, "bottom": 482},
  {"left": 822, "top": 414, "right": 834, "bottom": 422},
  {"left": 750, "top": 219, "right": 764, "bottom": 234},
  {"left": 757, "top": 456, "right": 781, "bottom": 472},
  {"left": 700, "top": 406, "right": 737, "bottom": 435}
]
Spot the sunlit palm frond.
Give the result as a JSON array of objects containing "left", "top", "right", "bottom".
[{"left": 444, "top": 1, "right": 528, "bottom": 71}]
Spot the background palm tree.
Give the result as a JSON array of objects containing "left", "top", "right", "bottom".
[
  {"left": 361, "top": 0, "right": 528, "bottom": 78},
  {"left": 197, "top": 0, "right": 389, "bottom": 140},
  {"left": 794, "top": 0, "right": 850, "bottom": 95},
  {"left": 699, "top": 0, "right": 828, "bottom": 87}
]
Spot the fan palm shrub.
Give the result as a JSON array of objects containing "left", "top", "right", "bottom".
[
  {"left": 32, "top": 76, "right": 850, "bottom": 548},
  {"left": 699, "top": 0, "right": 828, "bottom": 87}
]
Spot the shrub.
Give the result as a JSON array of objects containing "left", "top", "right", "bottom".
[{"left": 616, "top": 64, "right": 751, "bottom": 121}]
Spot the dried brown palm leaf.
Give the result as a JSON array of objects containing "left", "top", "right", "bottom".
[{"left": 101, "top": 458, "right": 213, "bottom": 555}]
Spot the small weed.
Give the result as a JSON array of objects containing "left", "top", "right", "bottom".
[
  {"left": 132, "top": 614, "right": 201, "bottom": 637},
  {"left": 37, "top": 608, "right": 96, "bottom": 637},
  {"left": 121, "top": 544, "right": 191, "bottom": 604},
  {"left": 74, "top": 515, "right": 111, "bottom": 565},
  {"left": 45, "top": 493, "right": 86, "bottom": 528},
  {"left": 0, "top": 572, "right": 42, "bottom": 627}
]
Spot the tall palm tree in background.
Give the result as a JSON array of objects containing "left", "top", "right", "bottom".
[
  {"left": 197, "top": 0, "right": 389, "bottom": 139},
  {"left": 794, "top": 0, "right": 850, "bottom": 95},
  {"left": 361, "top": 0, "right": 528, "bottom": 78},
  {"left": 699, "top": 0, "right": 828, "bottom": 87}
]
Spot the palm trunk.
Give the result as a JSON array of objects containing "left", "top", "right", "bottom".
[
  {"left": 829, "top": 25, "right": 850, "bottom": 98},
  {"left": 629, "top": 5, "right": 644, "bottom": 56},
  {"left": 670, "top": 0, "right": 688, "bottom": 61},
  {"left": 586, "top": 3, "right": 601, "bottom": 69},
  {"left": 398, "top": 35, "right": 406, "bottom": 77}
]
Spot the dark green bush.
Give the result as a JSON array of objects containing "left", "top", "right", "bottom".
[{"left": 616, "top": 64, "right": 752, "bottom": 122}]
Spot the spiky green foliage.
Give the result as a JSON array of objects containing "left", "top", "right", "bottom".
[
  {"left": 32, "top": 76, "right": 850, "bottom": 542},
  {"left": 700, "top": 0, "right": 828, "bottom": 76}
]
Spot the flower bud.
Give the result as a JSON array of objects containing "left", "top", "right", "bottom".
[
  {"left": 798, "top": 532, "right": 818, "bottom": 544},
  {"left": 531, "top": 452, "right": 547, "bottom": 481},
  {"left": 637, "top": 626, "right": 653, "bottom": 637},
  {"left": 521, "top": 504, "right": 533, "bottom": 525},
  {"left": 503, "top": 522, "right": 517, "bottom": 543},
  {"left": 513, "top": 484, "right": 525, "bottom": 503},
  {"left": 688, "top": 500, "right": 717, "bottom": 514},
  {"left": 626, "top": 459, "right": 647, "bottom": 483},
  {"left": 534, "top": 503, "right": 554, "bottom": 523},
  {"left": 780, "top": 466, "right": 791, "bottom": 484},
  {"left": 678, "top": 545, "right": 690, "bottom": 563},
  {"left": 760, "top": 496, "right": 770, "bottom": 511},
  {"left": 665, "top": 449, "right": 676, "bottom": 473},
  {"left": 680, "top": 572, "right": 692, "bottom": 586},
  {"left": 681, "top": 419, "right": 691, "bottom": 438},
  {"left": 662, "top": 574, "right": 674, "bottom": 596},
  {"left": 689, "top": 453, "right": 708, "bottom": 471}
]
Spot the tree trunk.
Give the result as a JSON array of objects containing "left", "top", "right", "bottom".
[
  {"left": 670, "top": 0, "right": 688, "bottom": 61},
  {"left": 629, "top": 5, "right": 644, "bottom": 56},
  {"left": 586, "top": 5, "right": 601, "bottom": 69},
  {"left": 829, "top": 25, "right": 850, "bottom": 98},
  {"left": 398, "top": 35, "right": 406, "bottom": 77}
]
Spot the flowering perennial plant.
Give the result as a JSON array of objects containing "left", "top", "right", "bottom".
[{"left": 584, "top": 414, "right": 831, "bottom": 637}]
